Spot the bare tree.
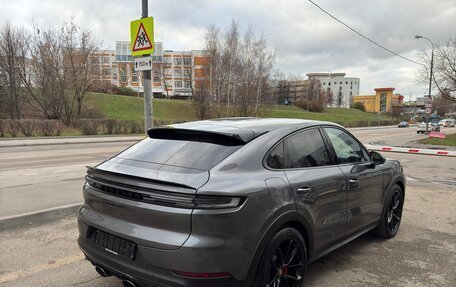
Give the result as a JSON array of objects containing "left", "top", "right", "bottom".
[
  {"left": 0, "top": 23, "right": 29, "bottom": 119},
  {"left": 23, "top": 25, "right": 65, "bottom": 120},
  {"left": 418, "top": 38, "right": 456, "bottom": 102},
  {"left": 203, "top": 21, "right": 274, "bottom": 118},
  {"left": 205, "top": 25, "right": 223, "bottom": 117},
  {"left": 161, "top": 57, "right": 172, "bottom": 98},
  {"left": 61, "top": 20, "right": 99, "bottom": 123}
]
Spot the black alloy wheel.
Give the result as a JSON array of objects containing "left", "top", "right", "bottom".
[
  {"left": 376, "top": 185, "right": 404, "bottom": 238},
  {"left": 256, "top": 228, "right": 306, "bottom": 287},
  {"left": 387, "top": 189, "right": 402, "bottom": 233}
]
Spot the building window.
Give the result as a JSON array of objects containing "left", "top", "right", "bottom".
[
  {"left": 184, "top": 81, "right": 191, "bottom": 88},
  {"left": 164, "top": 57, "right": 172, "bottom": 64},
  {"left": 154, "top": 76, "right": 161, "bottom": 83},
  {"left": 174, "top": 69, "right": 183, "bottom": 78},
  {"left": 175, "top": 80, "right": 183, "bottom": 88},
  {"left": 346, "top": 81, "right": 348, "bottom": 84},
  {"left": 102, "top": 68, "right": 110, "bottom": 76},
  {"left": 339, "top": 86, "right": 342, "bottom": 91},
  {"left": 323, "top": 82, "right": 326, "bottom": 85},
  {"left": 132, "top": 72, "right": 138, "bottom": 83},
  {"left": 174, "top": 57, "right": 182, "bottom": 66},
  {"left": 380, "top": 92, "right": 387, "bottom": 112},
  {"left": 334, "top": 82, "right": 336, "bottom": 84},
  {"left": 350, "top": 91, "right": 352, "bottom": 96},
  {"left": 183, "top": 57, "right": 191, "bottom": 66},
  {"left": 340, "top": 82, "right": 342, "bottom": 84},
  {"left": 328, "top": 82, "right": 331, "bottom": 86}
]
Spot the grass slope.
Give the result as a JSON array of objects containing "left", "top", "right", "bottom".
[
  {"left": 86, "top": 92, "right": 395, "bottom": 127},
  {"left": 86, "top": 93, "right": 196, "bottom": 122},
  {"left": 418, "top": 133, "right": 456, "bottom": 146}
]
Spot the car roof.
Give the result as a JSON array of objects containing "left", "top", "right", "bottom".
[{"left": 156, "top": 118, "right": 339, "bottom": 143}]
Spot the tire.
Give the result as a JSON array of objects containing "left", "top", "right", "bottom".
[
  {"left": 376, "top": 185, "right": 404, "bottom": 239},
  {"left": 253, "top": 228, "right": 307, "bottom": 287}
]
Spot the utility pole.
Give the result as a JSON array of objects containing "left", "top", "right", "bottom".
[
  {"left": 415, "top": 35, "right": 434, "bottom": 134},
  {"left": 142, "top": 0, "right": 153, "bottom": 131}
]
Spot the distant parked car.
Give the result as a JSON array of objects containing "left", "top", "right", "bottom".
[
  {"left": 398, "top": 121, "right": 409, "bottom": 128},
  {"left": 439, "top": 119, "right": 455, "bottom": 127},
  {"left": 417, "top": 122, "right": 439, "bottom": 134}
]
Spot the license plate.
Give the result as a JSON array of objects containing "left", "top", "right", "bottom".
[{"left": 94, "top": 229, "right": 136, "bottom": 260}]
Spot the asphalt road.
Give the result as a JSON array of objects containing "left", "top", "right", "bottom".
[
  {"left": 1, "top": 126, "right": 456, "bottom": 218},
  {"left": 0, "top": 126, "right": 455, "bottom": 286}
]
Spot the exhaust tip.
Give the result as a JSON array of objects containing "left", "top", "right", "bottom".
[
  {"left": 95, "top": 266, "right": 110, "bottom": 277},
  {"left": 122, "top": 280, "right": 137, "bottom": 287}
]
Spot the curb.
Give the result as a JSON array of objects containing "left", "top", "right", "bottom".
[
  {"left": 0, "top": 139, "right": 140, "bottom": 148},
  {"left": 0, "top": 203, "right": 82, "bottom": 231}
]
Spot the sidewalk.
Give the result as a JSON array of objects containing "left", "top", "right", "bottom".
[{"left": 0, "top": 135, "right": 144, "bottom": 147}]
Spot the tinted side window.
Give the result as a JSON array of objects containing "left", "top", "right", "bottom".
[
  {"left": 284, "top": 128, "right": 331, "bottom": 168},
  {"left": 324, "top": 127, "right": 369, "bottom": 164},
  {"left": 265, "top": 142, "right": 284, "bottom": 169}
]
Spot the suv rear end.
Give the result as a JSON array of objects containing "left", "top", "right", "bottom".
[{"left": 77, "top": 127, "right": 266, "bottom": 287}]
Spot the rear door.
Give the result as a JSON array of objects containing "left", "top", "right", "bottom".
[
  {"left": 281, "top": 128, "right": 347, "bottom": 256},
  {"left": 322, "top": 127, "right": 384, "bottom": 240}
]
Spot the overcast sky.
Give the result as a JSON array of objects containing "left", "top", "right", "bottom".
[{"left": 1, "top": 0, "right": 455, "bottom": 99}]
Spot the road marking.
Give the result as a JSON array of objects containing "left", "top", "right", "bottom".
[
  {"left": 54, "top": 169, "right": 70, "bottom": 173},
  {"left": 406, "top": 176, "right": 417, "bottom": 181},
  {"left": 0, "top": 254, "right": 84, "bottom": 283}
]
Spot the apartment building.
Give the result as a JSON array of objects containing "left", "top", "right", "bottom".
[
  {"left": 306, "top": 72, "right": 360, "bottom": 108},
  {"left": 113, "top": 41, "right": 164, "bottom": 96},
  {"left": 91, "top": 41, "right": 210, "bottom": 98},
  {"left": 90, "top": 50, "right": 115, "bottom": 91}
]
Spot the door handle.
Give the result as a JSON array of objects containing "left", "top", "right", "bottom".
[
  {"left": 348, "top": 178, "right": 359, "bottom": 188},
  {"left": 297, "top": 187, "right": 311, "bottom": 194}
]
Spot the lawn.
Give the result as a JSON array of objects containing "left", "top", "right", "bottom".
[
  {"left": 86, "top": 93, "right": 196, "bottom": 122},
  {"left": 418, "top": 133, "right": 456, "bottom": 146},
  {"left": 86, "top": 92, "right": 396, "bottom": 127}
]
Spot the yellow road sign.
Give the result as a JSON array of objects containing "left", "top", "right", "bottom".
[{"left": 130, "top": 17, "right": 154, "bottom": 56}]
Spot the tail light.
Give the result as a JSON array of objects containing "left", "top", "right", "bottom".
[{"left": 172, "top": 270, "right": 231, "bottom": 278}]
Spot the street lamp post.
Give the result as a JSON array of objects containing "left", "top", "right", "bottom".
[{"left": 415, "top": 35, "right": 434, "bottom": 134}]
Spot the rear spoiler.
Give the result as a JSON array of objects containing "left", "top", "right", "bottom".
[{"left": 147, "top": 128, "right": 255, "bottom": 146}]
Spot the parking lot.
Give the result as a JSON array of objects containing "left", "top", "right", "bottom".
[{"left": 1, "top": 126, "right": 455, "bottom": 287}]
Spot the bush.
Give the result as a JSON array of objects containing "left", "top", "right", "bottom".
[
  {"left": 295, "top": 100, "right": 325, "bottom": 113},
  {"left": 77, "top": 119, "right": 103, "bottom": 135},
  {"left": 40, "top": 120, "right": 62, "bottom": 136},
  {"left": 353, "top": 102, "right": 366, "bottom": 112},
  {"left": 17, "top": 119, "right": 37, "bottom": 136},
  {"left": 112, "top": 86, "right": 139, "bottom": 97},
  {"left": 0, "top": 119, "right": 8, "bottom": 137}
]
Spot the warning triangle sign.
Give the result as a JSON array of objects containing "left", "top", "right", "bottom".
[{"left": 133, "top": 23, "right": 153, "bottom": 52}]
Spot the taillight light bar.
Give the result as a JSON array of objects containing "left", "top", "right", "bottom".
[{"left": 172, "top": 270, "right": 231, "bottom": 278}]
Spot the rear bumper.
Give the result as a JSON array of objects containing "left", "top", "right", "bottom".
[{"left": 78, "top": 219, "right": 239, "bottom": 287}]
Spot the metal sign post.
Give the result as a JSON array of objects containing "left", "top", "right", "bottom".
[
  {"left": 425, "top": 97, "right": 432, "bottom": 133},
  {"left": 130, "top": 0, "right": 155, "bottom": 132}
]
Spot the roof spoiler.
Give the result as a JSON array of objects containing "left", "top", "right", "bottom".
[{"left": 147, "top": 128, "right": 254, "bottom": 146}]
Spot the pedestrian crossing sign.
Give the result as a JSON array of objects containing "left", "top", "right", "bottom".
[{"left": 130, "top": 17, "right": 154, "bottom": 56}]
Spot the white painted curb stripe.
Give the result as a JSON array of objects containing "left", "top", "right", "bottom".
[{"left": 365, "top": 145, "right": 456, "bottom": 157}]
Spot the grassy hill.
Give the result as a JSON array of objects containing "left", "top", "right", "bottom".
[{"left": 86, "top": 92, "right": 395, "bottom": 127}]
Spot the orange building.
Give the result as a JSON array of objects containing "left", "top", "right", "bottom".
[{"left": 353, "top": 88, "right": 403, "bottom": 113}]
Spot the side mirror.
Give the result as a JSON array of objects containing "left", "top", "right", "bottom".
[{"left": 370, "top": 151, "right": 386, "bottom": 165}]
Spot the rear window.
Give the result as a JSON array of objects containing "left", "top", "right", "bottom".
[{"left": 116, "top": 138, "right": 242, "bottom": 170}]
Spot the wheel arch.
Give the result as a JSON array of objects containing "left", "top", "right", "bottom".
[{"left": 242, "top": 211, "right": 314, "bottom": 287}]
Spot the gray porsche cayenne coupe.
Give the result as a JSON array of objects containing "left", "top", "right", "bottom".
[{"left": 77, "top": 118, "right": 405, "bottom": 287}]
